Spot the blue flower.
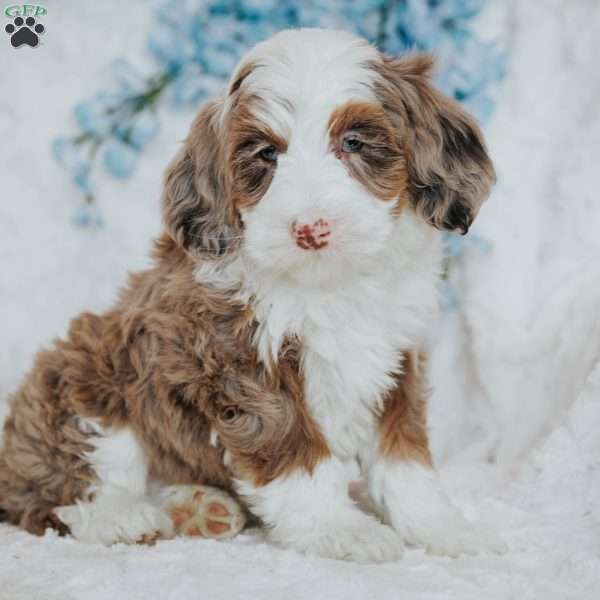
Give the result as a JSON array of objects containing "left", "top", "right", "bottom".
[
  {"left": 461, "top": 93, "right": 495, "bottom": 122},
  {"left": 52, "top": 137, "right": 95, "bottom": 196},
  {"left": 170, "top": 64, "right": 223, "bottom": 108},
  {"left": 102, "top": 140, "right": 138, "bottom": 179},
  {"left": 443, "top": 232, "right": 466, "bottom": 259},
  {"left": 148, "top": 24, "right": 197, "bottom": 72},
  {"left": 237, "top": 0, "right": 281, "bottom": 19},
  {"left": 74, "top": 98, "right": 113, "bottom": 137},
  {"left": 52, "top": 137, "right": 86, "bottom": 170},
  {"left": 72, "top": 202, "right": 104, "bottom": 228},
  {"left": 72, "top": 164, "right": 93, "bottom": 196},
  {"left": 128, "top": 112, "right": 160, "bottom": 149},
  {"left": 111, "top": 59, "right": 148, "bottom": 96},
  {"left": 443, "top": 231, "right": 493, "bottom": 260}
]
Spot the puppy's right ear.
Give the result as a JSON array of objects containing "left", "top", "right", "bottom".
[
  {"left": 162, "top": 100, "right": 239, "bottom": 257},
  {"left": 374, "top": 54, "right": 495, "bottom": 235}
]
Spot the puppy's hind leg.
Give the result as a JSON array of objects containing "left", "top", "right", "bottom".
[
  {"left": 54, "top": 421, "right": 174, "bottom": 545},
  {"left": 0, "top": 456, "right": 70, "bottom": 536},
  {"left": 54, "top": 423, "right": 247, "bottom": 544},
  {"left": 0, "top": 407, "right": 93, "bottom": 537}
]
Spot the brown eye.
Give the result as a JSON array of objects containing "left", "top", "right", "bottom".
[
  {"left": 341, "top": 136, "right": 363, "bottom": 153},
  {"left": 221, "top": 406, "right": 240, "bottom": 421},
  {"left": 258, "top": 145, "right": 279, "bottom": 162}
]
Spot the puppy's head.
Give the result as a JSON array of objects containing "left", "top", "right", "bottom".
[{"left": 163, "top": 29, "right": 495, "bottom": 284}]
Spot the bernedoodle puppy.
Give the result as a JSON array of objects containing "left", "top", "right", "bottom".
[{"left": 0, "top": 28, "right": 500, "bottom": 562}]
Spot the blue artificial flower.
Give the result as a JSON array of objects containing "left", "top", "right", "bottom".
[
  {"left": 443, "top": 232, "right": 466, "bottom": 259},
  {"left": 111, "top": 59, "right": 149, "bottom": 96},
  {"left": 73, "top": 97, "right": 114, "bottom": 137},
  {"left": 461, "top": 93, "right": 495, "bottom": 123},
  {"left": 170, "top": 64, "right": 223, "bottom": 108},
  {"left": 52, "top": 137, "right": 95, "bottom": 196},
  {"left": 72, "top": 201, "right": 104, "bottom": 228},
  {"left": 52, "top": 137, "right": 86, "bottom": 170},
  {"left": 102, "top": 140, "right": 138, "bottom": 179},
  {"left": 238, "top": 0, "right": 281, "bottom": 16},
  {"left": 128, "top": 112, "right": 160, "bottom": 149},
  {"left": 207, "top": 0, "right": 236, "bottom": 17},
  {"left": 443, "top": 230, "right": 493, "bottom": 260},
  {"left": 148, "top": 24, "right": 197, "bottom": 73},
  {"left": 72, "top": 164, "right": 93, "bottom": 196}
]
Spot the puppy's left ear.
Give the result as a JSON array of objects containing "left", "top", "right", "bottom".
[
  {"left": 375, "top": 54, "right": 495, "bottom": 234},
  {"left": 162, "top": 99, "right": 240, "bottom": 257}
]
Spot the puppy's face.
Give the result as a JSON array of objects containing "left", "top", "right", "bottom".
[{"left": 163, "top": 29, "right": 495, "bottom": 285}]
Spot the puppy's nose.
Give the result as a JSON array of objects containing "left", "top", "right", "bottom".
[{"left": 291, "top": 218, "right": 331, "bottom": 250}]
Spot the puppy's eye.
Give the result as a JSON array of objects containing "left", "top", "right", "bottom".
[
  {"left": 341, "top": 136, "right": 363, "bottom": 153},
  {"left": 258, "top": 145, "right": 279, "bottom": 162},
  {"left": 221, "top": 406, "right": 241, "bottom": 421}
]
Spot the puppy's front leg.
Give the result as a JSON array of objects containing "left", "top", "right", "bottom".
[
  {"left": 363, "top": 351, "right": 505, "bottom": 556},
  {"left": 237, "top": 455, "right": 402, "bottom": 563},
  {"left": 213, "top": 376, "right": 402, "bottom": 563}
]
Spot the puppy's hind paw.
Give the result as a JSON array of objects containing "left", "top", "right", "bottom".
[
  {"left": 160, "top": 484, "right": 246, "bottom": 540},
  {"left": 54, "top": 495, "right": 174, "bottom": 546}
]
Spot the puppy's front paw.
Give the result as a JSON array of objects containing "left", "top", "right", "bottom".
[
  {"left": 395, "top": 511, "right": 506, "bottom": 557},
  {"left": 439, "top": 520, "right": 506, "bottom": 557},
  {"left": 370, "top": 461, "right": 506, "bottom": 557},
  {"left": 276, "top": 514, "right": 403, "bottom": 564}
]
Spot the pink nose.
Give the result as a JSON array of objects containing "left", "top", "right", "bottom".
[{"left": 292, "top": 219, "right": 331, "bottom": 250}]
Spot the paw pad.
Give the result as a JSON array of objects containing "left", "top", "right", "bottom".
[
  {"left": 207, "top": 502, "right": 230, "bottom": 517},
  {"left": 161, "top": 484, "right": 246, "bottom": 540},
  {"left": 5, "top": 16, "right": 45, "bottom": 48},
  {"left": 205, "top": 520, "right": 231, "bottom": 535}
]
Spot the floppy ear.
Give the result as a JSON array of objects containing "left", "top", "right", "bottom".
[
  {"left": 376, "top": 54, "right": 495, "bottom": 234},
  {"left": 162, "top": 100, "right": 240, "bottom": 257}
]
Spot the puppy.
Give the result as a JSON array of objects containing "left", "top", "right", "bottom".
[{"left": 0, "top": 29, "right": 497, "bottom": 562}]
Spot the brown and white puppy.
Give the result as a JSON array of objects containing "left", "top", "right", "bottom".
[{"left": 0, "top": 29, "right": 498, "bottom": 562}]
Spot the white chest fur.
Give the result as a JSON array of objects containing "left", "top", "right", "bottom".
[
  {"left": 305, "top": 256, "right": 441, "bottom": 456},
  {"left": 252, "top": 218, "right": 442, "bottom": 458},
  {"left": 301, "top": 282, "right": 423, "bottom": 458}
]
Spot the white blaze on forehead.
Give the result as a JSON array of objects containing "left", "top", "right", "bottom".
[{"left": 225, "top": 28, "right": 380, "bottom": 139}]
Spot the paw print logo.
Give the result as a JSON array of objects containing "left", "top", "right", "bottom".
[{"left": 5, "top": 16, "right": 45, "bottom": 48}]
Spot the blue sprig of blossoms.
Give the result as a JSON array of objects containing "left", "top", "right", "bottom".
[{"left": 52, "top": 0, "right": 505, "bottom": 289}]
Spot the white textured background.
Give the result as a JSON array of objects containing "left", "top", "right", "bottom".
[{"left": 2, "top": 1, "right": 600, "bottom": 598}]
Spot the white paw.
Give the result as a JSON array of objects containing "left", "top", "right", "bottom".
[
  {"left": 274, "top": 513, "right": 403, "bottom": 564},
  {"left": 395, "top": 511, "right": 506, "bottom": 557},
  {"left": 370, "top": 461, "right": 506, "bottom": 557},
  {"left": 54, "top": 493, "right": 174, "bottom": 545},
  {"left": 158, "top": 484, "right": 246, "bottom": 539}
]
